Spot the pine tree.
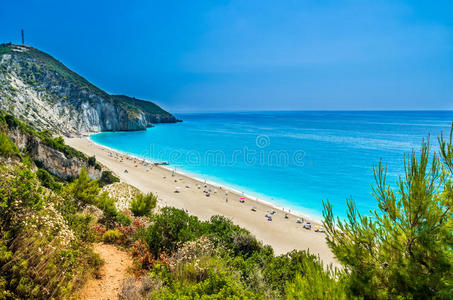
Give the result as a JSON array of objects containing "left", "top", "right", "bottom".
[
  {"left": 323, "top": 134, "right": 453, "bottom": 299},
  {"left": 66, "top": 167, "right": 100, "bottom": 205}
]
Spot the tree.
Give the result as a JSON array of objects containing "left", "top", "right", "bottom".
[
  {"left": 263, "top": 250, "right": 319, "bottom": 296},
  {"left": 286, "top": 258, "right": 349, "bottom": 300},
  {"left": 66, "top": 167, "right": 100, "bottom": 205},
  {"left": 36, "top": 168, "right": 61, "bottom": 191},
  {"left": 87, "top": 156, "right": 96, "bottom": 166},
  {"left": 142, "top": 207, "right": 206, "bottom": 258},
  {"left": 322, "top": 137, "right": 453, "bottom": 299},
  {"left": 99, "top": 170, "right": 120, "bottom": 186},
  {"left": 0, "top": 131, "right": 19, "bottom": 157},
  {"left": 130, "top": 193, "right": 157, "bottom": 217}
]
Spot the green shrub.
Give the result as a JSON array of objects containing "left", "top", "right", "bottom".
[
  {"left": 231, "top": 232, "right": 262, "bottom": 258},
  {"left": 66, "top": 168, "right": 129, "bottom": 228},
  {"left": 150, "top": 257, "right": 258, "bottom": 299},
  {"left": 206, "top": 215, "right": 263, "bottom": 257},
  {"left": 0, "top": 131, "right": 19, "bottom": 157},
  {"left": 116, "top": 212, "right": 132, "bottom": 226},
  {"left": 66, "top": 167, "right": 100, "bottom": 205},
  {"left": 141, "top": 207, "right": 207, "bottom": 258},
  {"left": 40, "top": 131, "right": 82, "bottom": 159},
  {"left": 66, "top": 214, "right": 96, "bottom": 243},
  {"left": 97, "top": 192, "right": 131, "bottom": 228},
  {"left": 100, "top": 170, "right": 120, "bottom": 186},
  {"left": 103, "top": 229, "right": 122, "bottom": 244},
  {"left": 0, "top": 165, "right": 40, "bottom": 219},
  {"left": 130, "top": 193, "right": 157, "bottom": 217},
  {"left": 88, "top": 156, "right": 96, "bottom": 166},
  {"left": 0, "top": 163, "right": 103, "bottom": 299},
  {"left": 36, "top": 168, "right": 61, "bottom": 191},
  {"left": 4, "top": 114, "right": 21, "bottom": 129},
  {"left": 87, "top": 156, "right": 102, "bottom": 171},
  {"left": 286, "top": 259, "right": 349, "bottom": 299},
  {"left": 263, "top": 250, "right": 318, "bottom": 295},
  {"left": 323, "top": 137, "right": 453, "bottom": 299}
]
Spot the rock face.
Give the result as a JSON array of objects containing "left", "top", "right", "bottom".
[
  {"left": 0, "top": 43, "right": 179, "bottom": 136},
  {"left": 8, "top": 128, "right": 101, "bottom": 179}
]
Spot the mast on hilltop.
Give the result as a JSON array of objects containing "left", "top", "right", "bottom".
[{"left": 21, "top": 29, "right": 24, "bottom": 45}]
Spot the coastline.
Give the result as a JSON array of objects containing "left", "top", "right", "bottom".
[
  {"left": 90, "top": 132, "right": 323, "bottom": 223},
  {"left": 66, "top": 136, "right": 337, "bottom": 265}
]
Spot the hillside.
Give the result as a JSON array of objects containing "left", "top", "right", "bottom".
[
  {"left": 0, "top": 43, "right": 178, "bottom": 136},
  {"left": 0, "top": 112, "right": 451, "bottom": 298}
]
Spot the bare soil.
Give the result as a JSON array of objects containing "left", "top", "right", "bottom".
[{"left": 78, "top": 243, "right": 132, "bottom": 300}]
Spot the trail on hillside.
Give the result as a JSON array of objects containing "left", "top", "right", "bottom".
[{"left": 78, "top": 243, "right": 132, "bottom": 300}]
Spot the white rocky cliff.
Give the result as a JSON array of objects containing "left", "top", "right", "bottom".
[{"left": 0, "top": 44, "right": 178, "bottom": 136}]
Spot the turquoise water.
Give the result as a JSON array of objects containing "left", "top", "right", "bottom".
[{"left": 91, "top": 111, "right": 453, "bottom": 220}]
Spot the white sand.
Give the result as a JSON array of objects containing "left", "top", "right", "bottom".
[{"left": 66, "top": 137, "right": 337, "bottom": 265}]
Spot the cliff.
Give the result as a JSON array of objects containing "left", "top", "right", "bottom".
[
  {"left": 0, "top": 43, "right": 178, "bottom": 136},
  {"left": 1, "top": 110, "right": 101, "bottom": 179}
]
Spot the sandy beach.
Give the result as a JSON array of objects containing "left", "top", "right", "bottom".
[{"left": 66, "top": 137, "right": 336, "bottom": 265}]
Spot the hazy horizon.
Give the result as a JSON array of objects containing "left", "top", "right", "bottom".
[
  {"left": 2, "top": 0, "right": 452, "bottom": 112},
  {"left": 173, "top": 109, "right": 453, "bottom": 114}
]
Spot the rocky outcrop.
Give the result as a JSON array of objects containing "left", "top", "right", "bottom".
[
  {"left": 0, "top": 44, "right": 179, "bottom": 136},
  {"left": 8, "top": 128, "right": 101, "bottom": 179}
]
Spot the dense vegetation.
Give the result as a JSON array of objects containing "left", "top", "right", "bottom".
[
  {"left": 100, "top": 170, "right": 120, "bottom": 186},
  {"left": 112, "top": 95, "right": 176, "bottom": 120},
  {"left": 130, "top": 193, "right": 157, "bottom": 217},
  {"left": 0, "top": 155, "right": 131, "bottom": 298},
  {"left": 322, "top": 137, "right": 452, "bottom": 299},
  {"left": 0, "top": 160, "right": 103, "bottom": 298},
  {"left": 0, "top": 110, "right": 451, "bottom": 299},
  {"left": 0, "top": 128, "right": 342, "bottom": 299},
  {"left": 0, "top": 131, "right": 18, "bottom": 157}
]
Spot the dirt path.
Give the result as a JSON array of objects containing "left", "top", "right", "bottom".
[{"left": 78, "top": 243, "right": 132, "bottom": 300}]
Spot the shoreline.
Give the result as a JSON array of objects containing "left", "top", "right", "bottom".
[
  {"left": 66, "top": 136, "right": 337, "bottom": 265},
  {"left": 90, "top": 133, "right": 322, "bottom": 223}
]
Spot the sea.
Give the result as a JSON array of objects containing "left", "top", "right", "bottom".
[{"left": 90, "top": 111, "right": 453, "bottom": 220}]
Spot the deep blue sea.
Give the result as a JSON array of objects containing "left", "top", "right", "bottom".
[{"left": 91, "top": 111, "right": 453, "bottom": 220}]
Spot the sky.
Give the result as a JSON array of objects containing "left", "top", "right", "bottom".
[{"left": 1, "top": 0, "right": 452, "bottom": 112}]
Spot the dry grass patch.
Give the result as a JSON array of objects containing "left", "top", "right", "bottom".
[{"left": 101, "top": 182, "right": 141, "bottom": 211}]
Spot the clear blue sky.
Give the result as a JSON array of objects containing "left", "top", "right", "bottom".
[{"left": 1, "top": 0, "right": 452, "bottom": 112}]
